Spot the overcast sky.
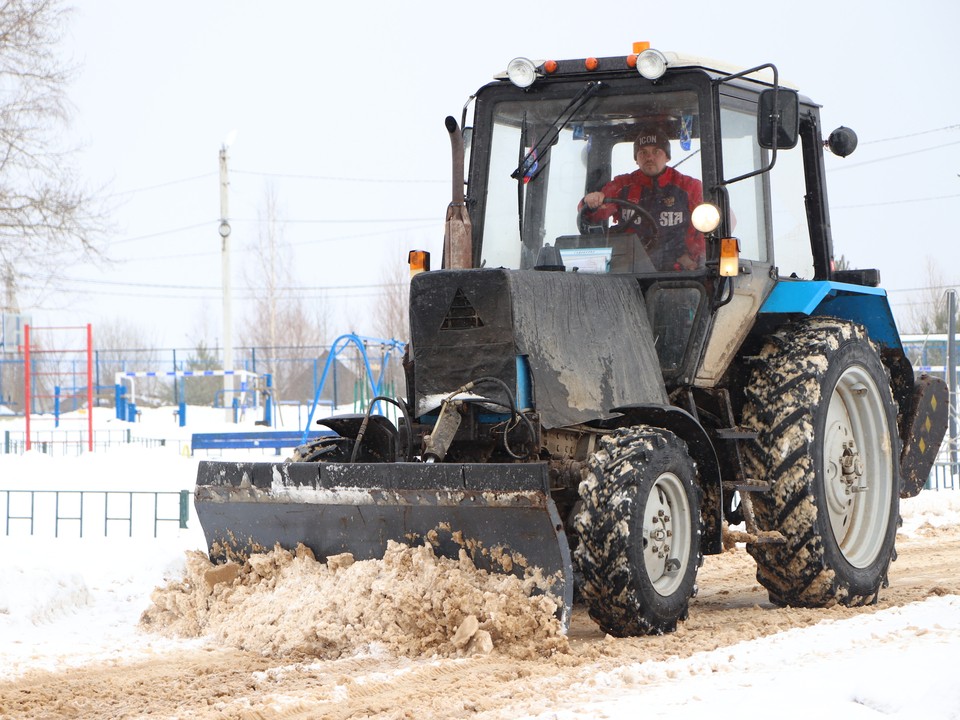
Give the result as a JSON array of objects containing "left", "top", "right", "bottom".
[{"left": 36, "top": 0, "right": 960, "bottom": 349}]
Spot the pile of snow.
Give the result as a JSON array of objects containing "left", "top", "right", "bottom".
[{"left": 141, "top": 541, "right": 566, "bottom": 660}]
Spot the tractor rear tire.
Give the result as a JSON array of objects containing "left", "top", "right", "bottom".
[
  {"left": 741, "top": 318, "right": 900, "bottom": 607},
  {"left": 573, "top": 426, "right": 702, "bottom": 636}
]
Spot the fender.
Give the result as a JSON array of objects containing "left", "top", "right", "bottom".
[
  {"left": 592, "top": 403, "right": 724, "bottom": 555},
  {"left": 759, "top": 279, "right": 948, "bottom": 498},
  {"left": 759, "top": 278, "right": 913, "bottom": 417},
  {"left": 759, "top": 279, "right": 901, "bottom": 349}
]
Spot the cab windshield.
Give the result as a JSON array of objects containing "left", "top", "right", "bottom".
[{"left": 477, "top": 87, "right": 703, "bottom": 273}]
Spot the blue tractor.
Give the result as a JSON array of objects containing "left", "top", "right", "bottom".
[{"left": 196, "top": 46, "right": 948, "bottom": 636}]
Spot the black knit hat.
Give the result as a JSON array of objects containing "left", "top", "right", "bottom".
[{"left": 633, "top": 126, "right": 671, "bottom": 160}]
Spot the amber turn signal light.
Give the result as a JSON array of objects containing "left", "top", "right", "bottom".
[
  {"left": 408, "top": 250, "right": 430, "bottom": 277},
  {"left": 719, "top": 238, "right": 740, "bottom": 277}
]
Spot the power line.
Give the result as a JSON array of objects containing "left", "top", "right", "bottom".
[
  {"left": 20, "top": 282, "right": 400, "bottom": 302},
  {"left": 833, "top": 192, "right": 960, "bottom": 210},
  {"left": 829, "top": 139, "right": 960, "bottom": 171},
  {"left": 105, "top": 221, "right": 440, "bottom": 262},
  {"left": 58, "top": 277, "right": 403, "bottom": 292},
  {"left": 887, "top": 283, "right": 960, "bottom": 294},
  {"left": 888, "top": 298, "right": 960, "bottom": 310},
  {"left": 93, "top": 127, "right": 959, "bottom": 201},
  {"left": 232, "top": 216, "right": 437, "bottom": 225},
  {"left": 35, "top": 287, "right": 397, "bottom": 302},
  {"left": 105, "top": 173, "right": 218, "bottom": 198},
  {"left": 285, "top": 222, "right": 439, "bottom": 246},
  {"left": 108, "top": 221, "right": 216, "bottom": 246},
  {"left": 232, "top": 168, "right": 446, "bottom": 184},
  {"left": 95, "top": 128, "right": 955, "bottom": 205},
  {"left": 861, "top": 124, "right": 960, "bottom": 145},
  {"left": 106, "top": 217, "right": 441, "bottom": 247}
]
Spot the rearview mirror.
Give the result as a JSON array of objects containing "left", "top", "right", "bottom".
[{"left": 758, "top": 88, "right": 799, "bottom": 150}]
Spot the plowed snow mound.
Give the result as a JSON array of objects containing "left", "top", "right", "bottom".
[{"left": 140, "top": 541, "right": 568, "bottom": 660}]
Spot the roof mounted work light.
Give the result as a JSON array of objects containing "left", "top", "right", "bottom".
[
  {"left": 636, "top": 48, "right": 668, "bottom": 80},
  {"left": 506, "top": 57, "right": 538, "bottom": 88}
]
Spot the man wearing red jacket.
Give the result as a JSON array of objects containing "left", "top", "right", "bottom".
[{"left": 580, "top": 126, "right": 705, "bottom": 271}]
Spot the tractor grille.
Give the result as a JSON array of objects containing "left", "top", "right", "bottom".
[{"left": 440, "top": 288, "right": 484, "bottom": 330}]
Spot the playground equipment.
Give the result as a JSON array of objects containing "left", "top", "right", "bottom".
[
  {"left": 114, "top": 369, "right": 262, "bottom": 426},
  {"left": 112, "top": 334, "right": 405, "bottom": 433},
  {"left": 300, "top": 333, "right": 406, "bottom": 442},
  {"left": 22, "top": 324, "right": 94, "bottom": 452}
]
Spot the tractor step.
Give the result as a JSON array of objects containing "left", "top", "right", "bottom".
[
  {"left": 714, "top": 428, "right": 758, "bottom": 441},
  {"left": 722, "top": 480, "right": 771, "bottom": 494},
  {"left": 721, "top": 478, "right": 780, "bottom": 541}
]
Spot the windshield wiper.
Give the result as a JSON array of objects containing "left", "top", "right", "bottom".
[{"left": 510, "top": 81, "right": 603, "bottom": 184}]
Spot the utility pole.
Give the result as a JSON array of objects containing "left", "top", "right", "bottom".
[
  {"left": 948, "top": 289, "right": 957, "bottom": 476},
  {"left": 219, "top": 144, "right": 234, "bottom": 422}
]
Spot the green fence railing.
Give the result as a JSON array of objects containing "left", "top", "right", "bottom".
[
  {"left": 2, "top": 489, "right": 191, "bottom": 538},
  {"left": 3, "top": 429, "right": 185, "bottom": 456}
]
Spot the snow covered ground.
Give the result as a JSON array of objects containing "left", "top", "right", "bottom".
[{"left": 1, "top": 407, "right": 959, "bottom": 718}]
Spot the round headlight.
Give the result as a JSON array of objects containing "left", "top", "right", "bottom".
[
  {"left": 636, "top": 48, "right": 667, "bottom": 80},
  {"left": 691, "top": 203, "right": 721, "bottom": 233},
  {"left": 506, "top": 57, "right": 538, "bottom": 88}
]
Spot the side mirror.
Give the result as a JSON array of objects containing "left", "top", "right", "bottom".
[{"left": 758, "top": 88, "right": 799, "bottom": 150}]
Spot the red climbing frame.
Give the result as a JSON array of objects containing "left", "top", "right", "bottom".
[{"left": 23, "top": 324, "right": 94, "bottom": 452}]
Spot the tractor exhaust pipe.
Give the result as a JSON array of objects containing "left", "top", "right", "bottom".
[{"left": 444, "top": 116, "right": 473, "bottom": 269}]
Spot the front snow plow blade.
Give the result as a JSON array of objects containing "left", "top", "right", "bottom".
[{"left": 194, "top": 460, "right": 573, "bottom": 624}]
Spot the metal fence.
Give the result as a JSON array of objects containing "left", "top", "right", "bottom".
[
  {"left": 2, "top": 428, "right": 187, "bottom": 456},
  {"left": 2, "top": 488, "right": 191, "bottom": 538},
  {"left": 927, "top": 461, "right": 958, "bottom": 491},
  {"left": 1, "top": 336, "right": 407, "bottom": 416}
]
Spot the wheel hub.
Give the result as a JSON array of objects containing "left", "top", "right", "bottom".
[
  {"left": 642, "top": 473, "right": 691, "bottom": 594},
  {"left": 840, "top": 441, "right": 866, "bottom": 492},
  {"left": 822, "top": 363, "right": 895, "bottom": 568}
]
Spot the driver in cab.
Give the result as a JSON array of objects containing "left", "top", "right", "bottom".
[{"left": 579, "top": 125, "right": 705, "bottom": 271}]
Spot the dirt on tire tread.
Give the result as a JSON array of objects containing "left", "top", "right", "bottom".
[
  {"left": 741, "top": 317, "right": 897, "bottom": 607},
  {"left": 573, "top": 425, "right": 703, "bottom": 636}
]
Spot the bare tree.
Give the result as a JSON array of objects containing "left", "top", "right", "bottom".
[
  {"left": 182, "top": 338, "right": 222, "bottom": 407},
  {"left": 367, "top": 249, "right": 410, "bottom": 403},
  {"left": 371, "top": 252, "right": 410, "bottom": 343},
  {"left": 240, "top": 184, "right": 327, "bottom": 403},
  {"left": 904, "top": 258, "right": 959, "bottom": 335},
  {"left": 95, "top": 318, "right": 163, "bottom": 406},
  {"left": 0, "top": 0, "right": 105, "bottom": 313}
]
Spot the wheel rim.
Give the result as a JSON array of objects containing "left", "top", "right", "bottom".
[
  {"left": 641, "top": 471, "right": 692, "bottom": 596},
  {"left": 822, "top": 364, "right": 893, "bottom": 568}
]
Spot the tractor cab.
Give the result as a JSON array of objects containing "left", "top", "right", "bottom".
[{"left": 458, "top": 47, "right": 814, "bottom": 388}]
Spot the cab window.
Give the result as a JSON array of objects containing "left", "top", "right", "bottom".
[
  {"left": 719, "top": 101, "right": 810, "bottom": 275},
  {"left": 719, "top": 105, "right": 769, "bottom": 262}
]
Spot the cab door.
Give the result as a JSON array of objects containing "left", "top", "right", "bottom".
[{"left": 695, "top": 89, "right": 809, "bottom": 386}]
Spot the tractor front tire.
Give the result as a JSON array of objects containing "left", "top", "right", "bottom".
[
  {"left": 574, "top": 426, "right": 702, "bottom": 636},
  {"left": 741, "top": 318, "right": 900, "bottom": 607}
]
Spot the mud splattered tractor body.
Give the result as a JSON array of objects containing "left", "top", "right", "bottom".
[{"left": 196, "top": 47, "right": 948, "bottom": 635}]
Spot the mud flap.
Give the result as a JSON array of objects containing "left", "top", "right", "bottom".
[
  {"left": 195, "top": 460, "right": 573, "bottom": 626},
  {"left": 900, "top": 374, "right": 949, "bottom": 498}
]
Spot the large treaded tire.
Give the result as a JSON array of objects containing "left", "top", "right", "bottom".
[
  {"left": 573, "top": 426, "right": 703, "bottom": 636},
  {"left": 741, "top": 318, "right": 900, "bottom": 607}
]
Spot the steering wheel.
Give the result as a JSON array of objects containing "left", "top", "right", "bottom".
[{"left": 578, "top": 197, "right": 660, "bottom": 250}]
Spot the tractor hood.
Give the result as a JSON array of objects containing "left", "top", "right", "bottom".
[{"left": 409, "top": 268, "right": 668, "bottom": 429}]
